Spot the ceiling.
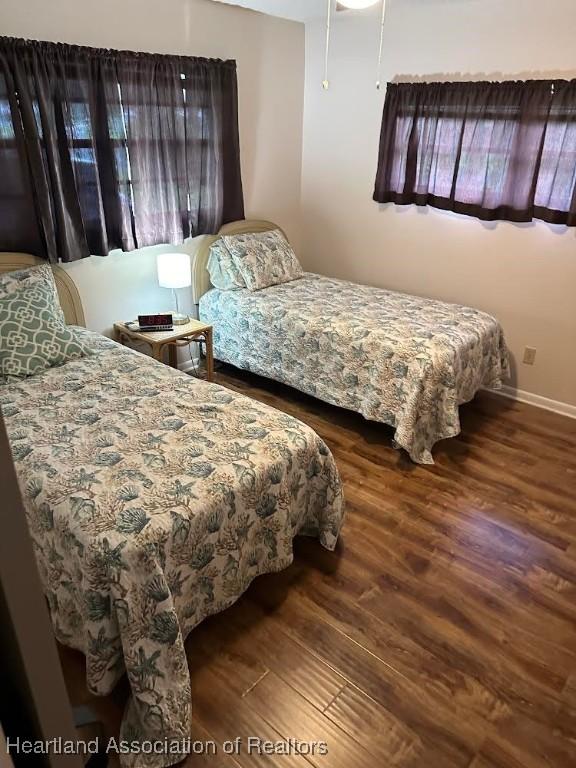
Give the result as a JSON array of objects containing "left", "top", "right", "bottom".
[{"left": 208, "top": 0, "right": 328, "bottom": 22}]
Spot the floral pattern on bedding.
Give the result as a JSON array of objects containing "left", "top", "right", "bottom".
[
  {"left": 199, "top": 274, "right": 510, "bottom": 464},
  {"left": 222, "top": 229, "right": 303, "bottom": 290},
  {"left": 206, "top": 239, "right": 246, "bottom": 290},
  {"left": 1, "top": 329, "right": 344, "bottom": 768}
]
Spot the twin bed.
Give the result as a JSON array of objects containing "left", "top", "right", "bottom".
[
  {"left": 195, "top": 220, "right": 510, "bottom": 465},
  {"left": 1, "top": 226, "right": 508, "bottom": 767},
  {"left": 0, "top": 253, "right": 344, "bottom": 768}
]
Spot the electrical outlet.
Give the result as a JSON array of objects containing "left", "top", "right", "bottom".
[{"left": 523, "top": 346, "right": 537, "bottom": 365}]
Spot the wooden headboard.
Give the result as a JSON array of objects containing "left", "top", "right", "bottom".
[
  {"left": 0, "top": 253, "right": 86, "bottom": 327},
  {"left": 190, "top": 219, "right": 287, "bottom": 304}
]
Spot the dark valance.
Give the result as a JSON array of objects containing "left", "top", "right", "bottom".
[
  {"left": 0, "top": 36, "right": 244, "bottom": 262},
  {"left": 373, "top": 79, "right": 576, "bottom": 227}
]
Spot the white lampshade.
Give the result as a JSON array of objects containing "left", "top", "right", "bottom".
[
  {"left": 338, "top": 0, "right": 379, "bottom": 8},
  {"left": 157, "top": 252, "right": 191, "bottom": 289}
]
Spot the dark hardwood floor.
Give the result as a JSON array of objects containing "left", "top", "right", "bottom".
[{"left": 60, "top": 365, "right": 576, "bottom": 768}]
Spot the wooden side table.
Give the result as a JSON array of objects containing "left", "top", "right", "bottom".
[{"left": 113, "top": 319, "right": 214, "bottom": 382}]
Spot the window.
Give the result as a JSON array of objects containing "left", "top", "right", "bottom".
[
  {"left": 373, "top": 80, "right": 576, "bottom": 226},
  {"left": 0, "top": 37, "right": 244, "bottom": 263}
]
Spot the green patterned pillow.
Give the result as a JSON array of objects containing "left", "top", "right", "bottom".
[
  {"left": 0, "top": 263, "right": 66, "bottom": 323},
  {"left": 0, "top": 265, "right": 90, "bottom": 378}
]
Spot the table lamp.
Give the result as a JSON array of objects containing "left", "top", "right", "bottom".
[{"left": 157, "top": 252, "right": 191, "bottom": 325}]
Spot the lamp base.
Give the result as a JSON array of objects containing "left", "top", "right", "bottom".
[{"left": 163, "top": 311, "right": 189, "bottom": 326}]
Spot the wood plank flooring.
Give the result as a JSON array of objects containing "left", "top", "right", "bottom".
[{"left": 59, "top": 365, "right": 576, "bottom": 768}]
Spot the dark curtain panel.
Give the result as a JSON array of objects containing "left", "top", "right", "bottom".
[
  {"left": 0, "top": 37, "right": 244, "bottom": 263},
  {"left": 0, "top": 55, "right": 46, "bottom": 256},
  {"left": 115, "top": 55, "right": 189, "bottom": 249},
  {"left": 181, "top": 58, "right": 244, "bottom": 236},
  {"left": 0, "top": 39, "right": 133, "bottom": 261},
  {"left": 373, "top": 79, "right": 576, "bottom": 226},
  {"left": 115, "top": 54, "right": 244, "bottom": 247}
]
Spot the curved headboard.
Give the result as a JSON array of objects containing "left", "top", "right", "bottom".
[
  {"left": 191, "top": 219, "right": 287, "bottom": 304},
  {"left": 0, "top": 252, "right": 86, "bottom": 327}
]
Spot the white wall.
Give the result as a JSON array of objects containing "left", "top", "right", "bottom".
[
  {"left": 0, "top": 0, "right": 304, "bottom": 341},
  {"left": 302, "top": 0, "right": 576, "bottom": 407}
]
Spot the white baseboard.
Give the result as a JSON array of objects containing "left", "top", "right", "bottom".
[{"left": 487, "top": 385, "right": 576, "bottom": 420}]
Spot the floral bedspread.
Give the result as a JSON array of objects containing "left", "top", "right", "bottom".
[
  {"left": 1, "top": 330, "right": 344, "bottom": 767},
  {"left": 199, "top": 274, "right": 509, "bottom": 463}
]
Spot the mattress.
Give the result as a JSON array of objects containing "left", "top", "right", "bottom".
[
  {"left": 199, "top": 274, "right": 509, "bottom": 463},
  {"left": 1, "top": 329, "right": 344, "bottom": 767}
]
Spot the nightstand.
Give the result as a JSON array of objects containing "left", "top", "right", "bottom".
[{"left": 113, "top": 319, "right": 214, "bottom": 382}]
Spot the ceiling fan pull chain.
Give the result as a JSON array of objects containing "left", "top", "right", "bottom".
[
  {"left": 323, "top": 0, "right": 332, "bottom": 89},
  {"left": 376, "top": 0, "right": 387, "bottom": 90}
]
